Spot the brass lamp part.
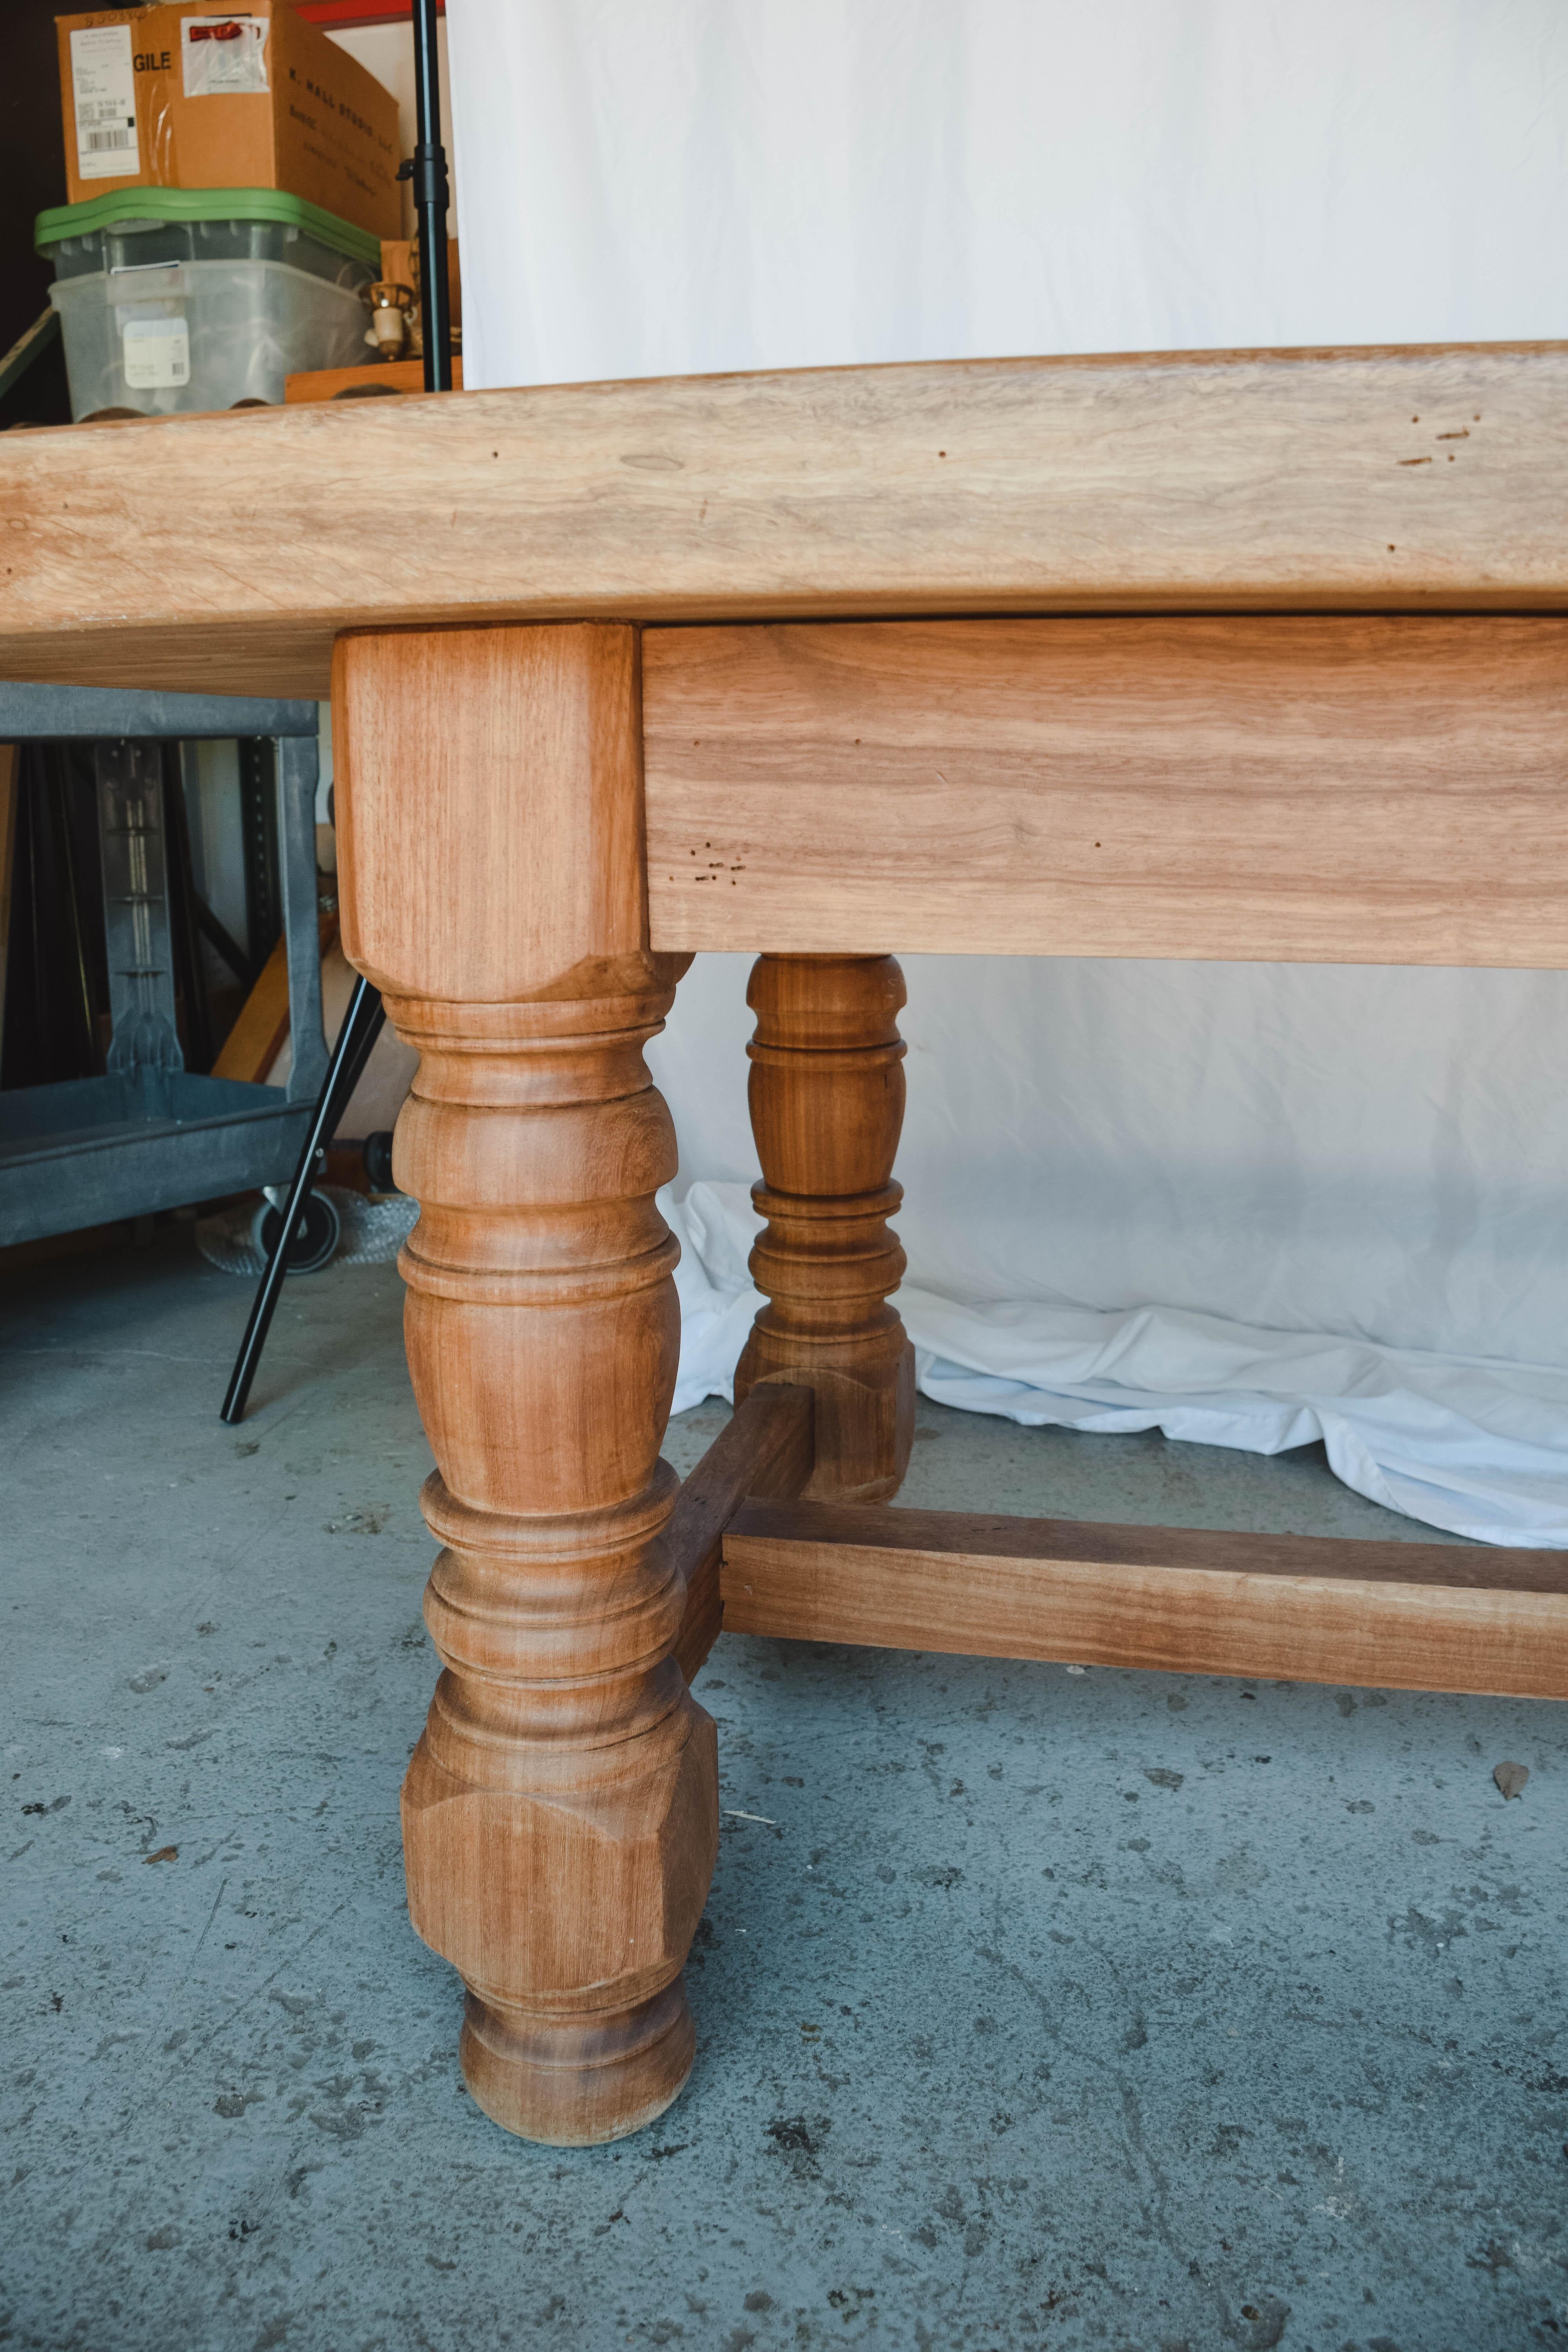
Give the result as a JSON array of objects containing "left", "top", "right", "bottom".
[{"left": 359, "top": 278, "right": 416, "bottom": 359}]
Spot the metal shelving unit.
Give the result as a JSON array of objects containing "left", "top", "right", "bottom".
[{"left": 0, "top": 683, "right": 328, "bottom": 1247}]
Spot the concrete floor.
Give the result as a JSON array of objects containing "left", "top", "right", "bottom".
[{"left": 3, "top": 1229, "right": 1566, "bottom": 2352}]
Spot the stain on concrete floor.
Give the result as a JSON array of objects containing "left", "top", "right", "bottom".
[{"left": 2, "top": 1229, "right": 1564, "bottom": 2350}]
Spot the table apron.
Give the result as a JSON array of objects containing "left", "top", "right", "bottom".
[{"left": 643, "top": 614, "right": 1568, "bottom": 965}]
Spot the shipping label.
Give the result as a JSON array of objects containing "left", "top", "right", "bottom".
[
  {"left": 70, "top": 24, "right": 140, "bottom": 180},
  {"left": 121, "top": 314, "right": 191, "bottom": 390}
]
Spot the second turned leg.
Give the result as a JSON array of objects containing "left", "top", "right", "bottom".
[{"left": 733, "top": 953, "right": 915, "bottom": 1503}]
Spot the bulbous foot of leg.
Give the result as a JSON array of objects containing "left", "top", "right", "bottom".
[
  {"left": 460, "top": 1976, "right": 697, "bottom": 2147},
  {"left": 735, "top": 1325, "right": 915, "bottom": 1503}
]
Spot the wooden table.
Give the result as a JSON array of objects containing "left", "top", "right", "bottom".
[{"left": 7, "top": 343, "right": 1568, "bottom": 2149}]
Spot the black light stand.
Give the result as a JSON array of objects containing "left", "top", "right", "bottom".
[
  {"left": 402, "top": 0, "right": 454, "bottom": 393},
  {"left": 220, "top": 0, "right": 452, "bottom": 1424}
]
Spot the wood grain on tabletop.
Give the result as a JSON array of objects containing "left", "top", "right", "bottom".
[
  {"left": 2, "top": 343, "right": 1566, "bottom": 696},
  {"left": 643, "top": 614, "right": 1568, "bottom": 966},
  {"left": 338, "top": 622, "right": 713, "bottom": 2147},
  {"left": 720, "top": 1502, "right": 1568, "bottom": 1700}
]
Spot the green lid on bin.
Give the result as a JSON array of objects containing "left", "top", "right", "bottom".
[{"left": 34, "top": 186, "right": 381, "bottom": 268}]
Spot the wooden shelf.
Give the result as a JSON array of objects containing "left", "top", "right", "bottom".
[{"left": 284, "top": 357, "right": 465, "bottom": 404}]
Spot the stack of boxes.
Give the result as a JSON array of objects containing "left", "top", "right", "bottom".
[{"left": 40, "top": 2, "right": 403, "bottom": 416}]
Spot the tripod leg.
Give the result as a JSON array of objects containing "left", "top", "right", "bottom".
[{"left": 219, "top": 974, "right": 386, "bottom": 1424}]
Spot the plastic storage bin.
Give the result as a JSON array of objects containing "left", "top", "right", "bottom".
[{"left": 35, "top": 187, "right": 378, "bottom": 419}]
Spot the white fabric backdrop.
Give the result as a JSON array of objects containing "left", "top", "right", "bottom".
[{"left": 447, "top": 0, "right": 1568, "bottom": 1543}]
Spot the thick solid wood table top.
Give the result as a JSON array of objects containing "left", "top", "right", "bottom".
[{"left": 3, "top": 341, "right": 1568, "bottom": 698}]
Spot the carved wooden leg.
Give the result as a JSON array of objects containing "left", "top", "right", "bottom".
[
  {"left": 733, "top": 954, "right": 915, "bottom": 1503},
  {"left": 335, "top": 622, "right": 714, "bottom": 2146}
]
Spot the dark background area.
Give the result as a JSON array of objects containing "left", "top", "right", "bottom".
[
  {"left": 0, "top": 6, "right": 286, "bottom": 1096},
  {"left": 2, "top": 0, "right": 74, "bottom": 426}
]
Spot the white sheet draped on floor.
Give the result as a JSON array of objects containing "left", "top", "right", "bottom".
[
  {"left": 665, "top": 1184, "right": 1568, "bottom": 1550},
  {"left": 448, "top": 0, "right": 1568, "bottom": 1544}
]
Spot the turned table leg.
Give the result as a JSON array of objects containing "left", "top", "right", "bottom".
[
  {"left": 734, "top": 954, "right": 915, "bottom": 1502},
  {"left": 335, "top": 622, "right": 713, "bottom": 2145}
]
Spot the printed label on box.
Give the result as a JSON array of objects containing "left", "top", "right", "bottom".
[
  {"left": 70, "top": 24, "right": 140, "bottom": 181},
  {"left": 122, "top": 315, "right": 191, "bottom": 390},
  {"left": 181, "top": 14, "right": 270, "bottom": 97}
]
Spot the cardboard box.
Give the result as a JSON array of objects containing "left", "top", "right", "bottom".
[{"left": 56, "top": 4, "right": 401, "bottom": 240}]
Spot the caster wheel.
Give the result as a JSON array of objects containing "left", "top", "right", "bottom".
[
  {"left": 362, "top": 1130, "right": 398, "bottom": 1194},
  {"left": 260, "top": 1189, "right": 341, "bottom": 1276}
]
